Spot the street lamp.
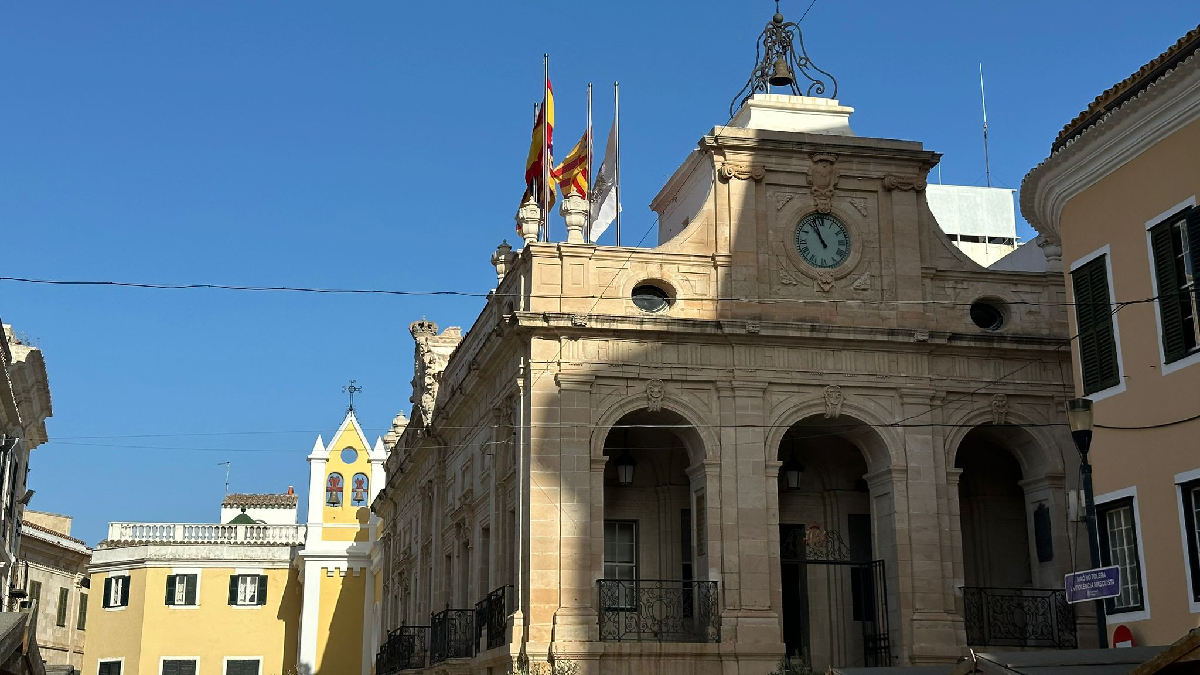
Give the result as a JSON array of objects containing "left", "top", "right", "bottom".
[
  {"left": 1067, "top": 397, "right": 1108, "bottom": 649},
  {"left": 782, "top": 457, "right": 805, "bottom": 492},
  {"left": 615, "top": 452, "right": 636, "bottom": 487}
]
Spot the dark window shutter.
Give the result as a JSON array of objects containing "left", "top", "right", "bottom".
[
  {"left": 184, "top": 574, "right": 197, "bottom": 606},
  {"left": 165, "top": 574, "right": 177, "bottom": 606},
  {"left": 1150, "top": 222, "right": 1188, "bottom": 362},
  {"left": 99, "top": 662, "right": 121, "bottom": 675},
  {"left": 163, "top": 661, "right": 178, "bottom": 675},
  {"left": 1189, "top": 210, "right": 1200, "bottom": 315},
  {"left": 1073, "top": 257, "right": 1120, "bottom": 394},
  {"left": 228, "top": 575, "right": 239, "bottom": 605},
  {"left": 1034, "top": 503, "right": 1054, "bottom": 562},
  {"left": 257, "top": 575, "right": 268, "bottom": 605},
  {"left": 102, "top": 578, "right": 112, "bottom": 609},
  {"left": 1183, "top": 483, "right": 1200, "bottom": 603},
  {"left": 119, "top": 577, "right": 130, "bottom": 607}
]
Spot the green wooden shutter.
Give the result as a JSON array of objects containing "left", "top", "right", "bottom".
[
  {"left": 77, "top": 592, "right": 87, "bottom": 630},
  {"left": 119, "top": 577, "right": 130, "bottom": 607},
  {"left": 56, "top": 587, "right": 69, "bottom": 626},
  {"left": 165, "top": 574, "right": 177, "bottom": 606},
  {"left": 102, "top": 578, "right": 112, "bottom": 609},
  {"left": 184, "top": 574, "right": 197, "bottom": 606},
  {"left": 1150, "top": 222, "right": 1188, "bottom": 362},
  {"left": 99, "top": 662, "right": 121, "bottom": 675},
  {"left": 1189, "top": 210, "right": 1200, "bottom": 316},
  {"left": 228, "top": 575, "right": 239, "bottom": 605},
  {"left": 257, "top": 575, "right": 268, "bottom": 605},
  {"left": 1073, "top": 257, "right": 1120, "bottom": 394}
]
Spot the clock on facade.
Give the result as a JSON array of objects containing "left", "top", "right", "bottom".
[{"left": 794, "top": 213, "right": 851, "bottom": 269}]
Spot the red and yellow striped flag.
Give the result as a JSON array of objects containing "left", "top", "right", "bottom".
[
  {"left": 523, "top": 79, "right": 555, "bottom": 208},
  {"left": 553, "top": 131, "right": 589, "bottom": 199}
]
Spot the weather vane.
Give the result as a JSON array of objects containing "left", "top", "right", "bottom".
[
  {"left": 342, "top": 380, "right": 362, "bottom": 413},
  {"left": 729, "top": 0, "right": 838, "bottom": 118}
]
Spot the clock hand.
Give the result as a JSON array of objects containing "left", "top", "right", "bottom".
[{"left": 810, "top": 223, "right": 828, "bottom": 248}]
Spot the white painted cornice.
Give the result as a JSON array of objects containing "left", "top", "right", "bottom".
[{"left": 1020, "top": 49, "right": 1200, "bottom": 247}]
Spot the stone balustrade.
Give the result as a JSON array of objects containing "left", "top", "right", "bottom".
[{"left": 106, "top": 522, "right": 306, "bottom": 546}]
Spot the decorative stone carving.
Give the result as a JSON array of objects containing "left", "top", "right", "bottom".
[
  {"left": 808, "top": 153, "right": 839, "bottom": 213},
  {"left": 515, "top": 196, "right": 541, "bottom": 244},
  {"left": 848, "top": 197, "right": 868, "bottom": 217},
  {"left": 991, "top": 394, "right": 1010, "bottom": 426},
  {"left": 1037, "top": 236, "right": 1064, "bottom": 273},
  {"left": 646, "top": 379, "right": 665, "bottom": 412},
  {"left": 409, "top": 319, "right": 463, "bottom": 427},
  {"left": 777, "top": 256, "right": 799, "bottom": 285},
  {"left": 882, "top": 174, "right": 928, "bottom": 192},
  {"left": 719, "top": 163, "right": 766, "bottom": 182},
  {"left": 746, "top": 321, "right": 761, "bottom": 334},
  {"left": 491, "top": 240, "right": 516, "bottom": 284},
  {"left": 772, "top": 191, "right": 796, "bottom": 211},
  {"left": 914, "top": 330, "right": 930, "bottom": 342},
  {"left": 815, "top": 271, "right": 835, "bottom": 292},
  {"left": 559, "top": 191, "right": 588, "bottom": 243},
  {"left": 850, "top": 271, "right": 872, "bottom": 291},
  {"left": 823, "top": 385, "right": 844, "bottom": 419},
  {"left": 570, "top": 314, "right": 588, "bottom": 327}
]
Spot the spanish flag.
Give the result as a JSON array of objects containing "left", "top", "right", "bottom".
[
  {"left": 554, "top": 131, "right": 589, "bottom": 199},
  {"left": 524, "top": 79, "right": 555, "bottom": 210}
]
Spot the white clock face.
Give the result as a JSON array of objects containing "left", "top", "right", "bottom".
[{"left": 795, "top": 213, "right": 851, "bottom": 269}]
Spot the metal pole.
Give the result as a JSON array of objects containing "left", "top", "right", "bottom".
[
  {"left": 979, "top": 63, "right": 991, "bottom": 188},
  {"left": 542, "top": 55, "right": 550, "bottom": 242},
  {"left": 1077, "top": 443, "right": 1109, "bottom": 649},
  {"left": 586, "top": 82, "right": 593, "bottom": 244},
  {"left": 614, "top": 81, "right": 621, "bottom": 247}
]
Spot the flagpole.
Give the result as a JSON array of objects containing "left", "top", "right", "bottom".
[
  {"left": 614, "top": 81, "right": 621, "bottom": 247},
  {"left": 586, "top": 82, "right": 593, "bottom": 244},
  {"left": 541, "top": 54, "right": 550, "bottom": 242}
]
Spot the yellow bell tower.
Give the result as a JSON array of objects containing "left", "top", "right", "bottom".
[{"left": 296, "top": 408, "right": 386, "bottom": 675}]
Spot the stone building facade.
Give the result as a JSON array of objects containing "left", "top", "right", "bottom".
[
  {"left": 18, "top": 511, "right": 90, "bottom": 670},
  {"left": 371, "top": 94, "right": 1084, "bottom": 674}
]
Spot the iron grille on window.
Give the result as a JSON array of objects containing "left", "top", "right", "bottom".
[
  {"left": 962, "top": 587, "right": 1077, "bottom": 649},
  {"left": 430, "top": 608, "right": 475, "bottom": 663},
  {"left": 376, "top": 625, "right": 429, "bottom": 674},
  {"left": 597, "top": 579, "right": 719, "bottom": 642}
]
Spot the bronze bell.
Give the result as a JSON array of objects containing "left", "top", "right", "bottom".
[{"left": 768, "top": 55, "right": 794, "bottom": 87}]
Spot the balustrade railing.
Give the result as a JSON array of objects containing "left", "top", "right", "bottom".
[
  {"left": 474, "top": 585, "right": 514, "bottom": 651},
  {"left": 430, "top": 608, "right": 476, "bottom": 663},
  {"left": 106, "top": 522, "right": 306, "bottom": 546},
  {"left": 597, "top": 579, "right": 719, "bottom": 642},
  {"left": 962, "top": 586, "right": 1077, "bottom": 649},
  {"left": 375, "top": 625, "right": 429, "bottom": 674}
]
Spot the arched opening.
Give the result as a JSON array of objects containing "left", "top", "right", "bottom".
[
  {"left": 598, "top": 408, "right": 716, "bottom": 642},
  {"left": 956, "top": 429, "right": 1031, "bottom": 589},
  {"left": 775, "top": 416, "right": 890, "bottom": 670}
]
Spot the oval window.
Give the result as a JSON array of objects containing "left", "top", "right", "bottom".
[
  {"left": 340, "top": 447, "right": 359, "bottom": 464},
  {"left": 970, "top": 301, "right": 1005, "bottom": 331},
  {"left": 631, "top": 284, "right": 672, "bottom": 313}
]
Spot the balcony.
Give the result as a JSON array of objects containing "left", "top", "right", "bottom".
[
  {"left": 106, "top": 522, "right": 306, "bottom": 546},
  {"left": 376, "top": 625, "right": 429, "bottom": 674},
  {"left": 597, "top": 579, "right": 720, "bottom": 643},
  {"left": 475, "top": 585, "right": 515, "bottom": 652},
  {"left": 962, "top": 587, "right": 1077, "bottom": 649},
  {"left": 430, "top": 608, "right": 476, "bottom": 663}
]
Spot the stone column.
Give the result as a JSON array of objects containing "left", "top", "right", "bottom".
[{"left": 551, "top": 372, "right": 599, "bottom": 643}]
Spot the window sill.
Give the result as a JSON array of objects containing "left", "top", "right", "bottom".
[
  {"left": 103, "top": 606, "right": 128, "bottom": 612},
  {"left": 167, "top": 605, "right": 200, "bottom": 610},
  {"left": 1162, "top": 349, "right": 1200, "bottom": 376},
  {"left": 1084, "top": 379, "right": 1126, "bottom": 402},
  {"left": 1106, "top": 607, "right": 1151, "bottom": 623},
  {"left": 231, "top": 604, "right": 264, "bottom": 609}
]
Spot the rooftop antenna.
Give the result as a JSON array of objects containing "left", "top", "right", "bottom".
[
  {"left": 217, "top": 461, "right": 230, "bottom": 495},
  {"left": 979, "top": 63, "right": 991, "bottom": 187}
]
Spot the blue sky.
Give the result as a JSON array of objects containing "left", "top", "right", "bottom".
[{"left": 2, "top": 1, "right": 1196, "bottom": 545}]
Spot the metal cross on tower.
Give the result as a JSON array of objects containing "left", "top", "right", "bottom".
[{"left": 342, "top": 380, "right": 362, "bottom": 413}]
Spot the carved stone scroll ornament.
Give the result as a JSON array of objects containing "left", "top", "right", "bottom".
[
  {"left": 646, "top": 379, "right": 665, "bottom": 412},
  {"left": 771, "top": 191, "right": 796, "bottom": 211},
  {"left": 815, "top": 271, "right": 835, "bottom": 293},
  {"left": 991, "top": 394, "right": 1010, "bottom": 426},
  {"left": 808, "top": 153, "right": 839, "bottom": 213},
  {"left": 882, "top": 174, "right": 928, "bottom": 192},
  {"left": 823, "top": 385, "right": 844, "bottom": 419},
  {"left": 848, "top": 197, "right": 868, "bottom": 217},
  {"left": 719, "top": 163, "right": 766, "bottom": 182}
]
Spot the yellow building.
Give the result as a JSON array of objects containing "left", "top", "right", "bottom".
[{"left": 82, "top": 410, "right": 389, "bottom": 675}]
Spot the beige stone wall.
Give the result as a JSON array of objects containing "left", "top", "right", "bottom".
[{"left": 1057, "top": 116, "right": 1200, "bottom": 647}]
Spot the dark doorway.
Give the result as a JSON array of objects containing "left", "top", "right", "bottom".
[{"left": 779, "top": 523, "right": 809, "bottom": 659}]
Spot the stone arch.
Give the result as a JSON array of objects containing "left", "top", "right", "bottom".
[
  {"left": 764, "top": 394, "right": 904, "bottom": 474},
  {"left": 590, "top": 391, "right": 718, "bottom": 467},
  {"left": 944, "top": 407, "right": 1066, "bottom": 480}
]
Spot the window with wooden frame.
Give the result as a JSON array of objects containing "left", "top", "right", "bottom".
[
  {"left": 98, "top": 661, "right": 122, "bottom": 675},
  {"left": 1179, "top": 479, "right": 1200, "bottom": 603},
  {"left": 1097, "top": 498, "right": 1145, "bottom": 613},
  {"left": 225, "top": 660, "right": 260, "bottom": 675},
  {"left": 27, "top": 580, "right": 41, "bottom": 611},
  {"left": 1149, "top": 208, "right": 1200, "bottom": 364},
  {"left": 160, "top": 659, "right": 197, "bottom": 675},
  {"left": 164, "top": 574, "right": 198, "bottom": 607},
  {"left": 56, "top": 587, "right": 69, "bottom": 626},
  {"left": 228, "top": 574, "right": 267, "bottom": 606},
  {"left": 1071, "top": 255, "right": 1121, "bottom": 394},
  {"left": 77, "top": 592, "right": 87, "bottom": 630},
  {"left": 102, "top": 575, "right": 129, "bottom": 609}
]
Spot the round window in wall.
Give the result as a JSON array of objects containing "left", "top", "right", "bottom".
[
  {"left": 631, "top": 284, "right": 673, "bottom": 313},
  {"left": 341, "top": 447, "right": 358, "bottom": 464},
  {"left": 969, "top": 300, "right": 1006, "bottom": 331}
]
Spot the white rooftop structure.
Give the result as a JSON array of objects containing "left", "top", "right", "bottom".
[{"left": 926, "top": 184, "right": 1019, "bottom": 266}]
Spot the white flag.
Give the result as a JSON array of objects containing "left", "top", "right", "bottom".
[{"left": 589, "top": 119, "right": 620, "bottom": 242}]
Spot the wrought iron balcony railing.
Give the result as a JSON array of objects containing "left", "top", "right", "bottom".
[
  {"left": 962, "top": 586, "right": 1077, "bottom": 649},
  {"left": 474, "top": 585, "right": 515, "bottom": 652},
  {"left": 430, "top": 608, "right": 476, "bottom": 663},
  {"left": 597, "top": 579, "right": 720, "bottom": 643},
  {"left": 375, "top": 625, "right": 429, "bottom": 674}
]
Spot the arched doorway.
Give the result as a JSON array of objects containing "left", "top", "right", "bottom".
[
  {"left": 775, "top": 416, "right": 891, "bottom": 669},
  {"left": 957, "top": 430, "right": 1031, "bottom": 589},
  {"left": 598, "top": 408, "right": 717, "bottom": 643}
]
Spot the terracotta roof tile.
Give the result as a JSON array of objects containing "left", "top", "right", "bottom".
[
  {"left": 1054, "top": 24, "right": 1200, "bottom": 151},
  {"left": 221, "top": 493, "right": 298, "bottom": 509},
  {"left": 21, "top": 519, "right": 89, "bottom": 548}
]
